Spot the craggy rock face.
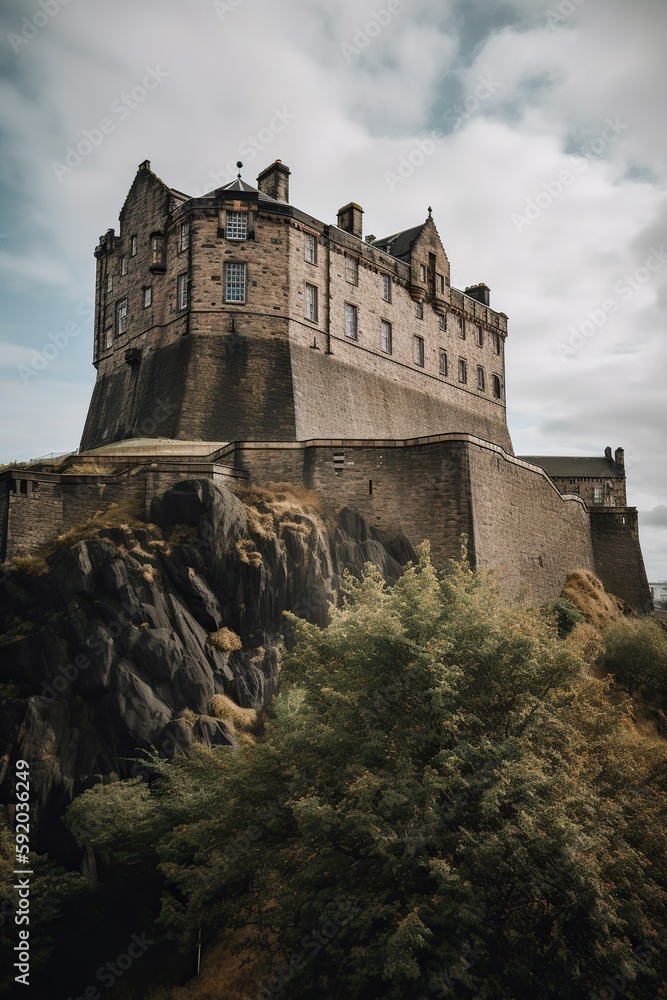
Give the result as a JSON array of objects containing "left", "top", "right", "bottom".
[{"left": 0, "top": 480, "right": 415, "bottom": 860}]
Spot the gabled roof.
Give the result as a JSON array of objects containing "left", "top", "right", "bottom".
[
  {"left": 372, "top": 223, "right": 426, "bottom": 260},
  {"left": 519, "top": 456, "right": 625, "bottom": 478},
  {"left": 200, "top": 177, "right": 279, "bottom": 202}
]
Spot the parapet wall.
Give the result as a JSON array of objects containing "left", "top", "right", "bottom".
[{"left": 0, "top": 436, "right": 651, "bottom": 611}]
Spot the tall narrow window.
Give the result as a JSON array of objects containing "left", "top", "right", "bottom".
[
  {"left": 458, "top": 358, "right": 468, "bottom": 383},
  {"left": 345, "top": 303, "right": 358, "bottom": 340},
  {"left": 381, "top": 274, "right": 391, "bottom": 302},
  {"left": 304, "top": 233, "right": 317, "bottom": 264},
  {"left": 225, "top": 262, "right": 247, "bottom": 302},
  {"left": 476, "top": 326, "right": 484, "bottom": 347},
  {"left": 106, "top": 274, "right": 113, "bottom": 293},
  {"left": 143, "top": 286, "right": 152, "bottom": 308},
  {"left": 592, "top": 486, "right": 603, "bottom": 505},
  {"left": 437, "top": 273, "right": 445, "bottom": 295},
  {"left": 381, "top": 320, "right": 392, "bottom": 354},
  {"left": 130, "top": 235, "right": 138, "bottom": 257},
  {"left": 492, "top": 374, "right": 502, "bottom": 398},
  {"left": 178, "top": 273, "right": 189, "bottom": 310},
  {"left": 439, "top": 314, "right": 446, "bottom": 331},
  {"left": 180, "top": 221, "right": 190, "bottom": 252},
  {"left": 226, "top": 211, "right": 247, "bottom": 240},
  {"left": 121, "top": 254, "right": 128, "bottom": 276},
  {"left": 346, "top": 256, "right": 359, "bottom": 285},
  {"left": 492, "top": 331, "right": 501, "bottom": 355},
  {"left": 305, "top": 283, "right": 318, "bottom": 322},
  {"left": 413, "top": 335, "right": 425, "bottom": 367},
  {"left": 457, "top": 316, "right": 465, "bottom": 339},
  {"left": 477, "top": 365, "right": 485, "bottom": 390},
  {"left": 439, "top": 349, "right": 448, "bottom": 375},
  {"left": 419, "top": 263, "right": 427, "bottom": 282},
  {"left": 415, "top": 300, "right": 424, "bottom": 320},
  {"left": 150, "top": 233, "right": 166, "bottom": 270},
  {"left": 116, "top": 298, "right": 128, "bottom": 336}
]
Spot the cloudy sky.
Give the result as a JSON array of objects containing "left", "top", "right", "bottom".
[{"left": 1, "top": 0, "right": 665, "bottom": 578}]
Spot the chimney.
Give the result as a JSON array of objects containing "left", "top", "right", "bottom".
[
  {"left": 337, "top": 203, "right": 364, "bottom": 239},
  {"left": 257, "top": 160, "right": 290, "bottom": 203},
  {"left": 465, "top": 283, "right": 491, "bottom": 307},
  {"left": 615, "top": 447, "right": 625, "bottom": 469},
  {"left": 605, "top": 446, "right": 613, "bottom": 461}
]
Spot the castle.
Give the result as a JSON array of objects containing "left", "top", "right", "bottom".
[{"left": 0, "top": 159, "right": 651, "bottom": 610}]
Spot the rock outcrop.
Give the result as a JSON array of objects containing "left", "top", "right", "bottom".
[{"left": 0, "top": 481, "right": 415, "bottom": 860}]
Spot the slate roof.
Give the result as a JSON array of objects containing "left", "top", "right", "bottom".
[
  {"left": 372, "top": 223, "right": 426, "bottom": 260},
  {"left": 200, "top": 177, "right": 279, "bottom": 202},
  {"left": 519, "top": 456, "right": 625, "bottom": 478}
]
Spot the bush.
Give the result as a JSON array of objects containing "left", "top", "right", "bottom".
[
  {"left": 540, "top": 597, "right": 584, "bottom": 637},
  {"left": 207, "top": 628, "right": 243, "bottom": 653},
  {"left": 604, "top": 615, "right": 667, "bottom": 708}
]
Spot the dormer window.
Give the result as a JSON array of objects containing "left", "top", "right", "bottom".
[
  {"left": 150, "top": 232, "right": 166, "bottom": 272},
  {"left": 226, "top": 211, "right": 247, "bottom": 240}
]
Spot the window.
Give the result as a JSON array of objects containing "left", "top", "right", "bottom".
[
  {"left": 439, "top": 349, "right": 448, "bottom": 376},
  {"left": 492, "top": 374, "right": 502, "bottom": 398},
  {"left": 150, "top": 233, "right": 166, "bottom": 269},
  {"left": 413, "top": 335, "right": 425, "bottom": 367},
  {"left": 381, "top": 320, "right": 392, "bottom": 354},
  {"left": 415, "top": 300, "right": 424, "bottom": 320},
  {"left": 225, "top": 262, "right": 247, "bottom": 302},
  {"left": 592, "top": 487, "right": 603, "bottom": 506},
  {"left": 492, "top": 331, "right": 501, "bottom": 355},
  {"left": 439, "top": 314, "right": 446, "bottom": 331},
  {"left": 304, "top": 233, "right": 317, "bottom": 264},
  {"left": 305, "top": 283, "right": 318, "bottom": 322},
  {"left": 180, "top": 221, "right": 190, "bottom": 252},
  {"left": 476, "top": 326, "right": 484, "bottom": 347},
  {"left": 477, "top": 365, "right": 485, "bottom": 390},
  {"left": 121, "top": 254, "right": 128, "bottom": 276},
  {"left": 456, "top": 315, "right": 465, "bottom": 338},
  {"left": 346, "top": 256, "right": 359, "bottom": 285},
  {"left": 116, "top": 298, "right": 128, "bottom": 336},
  {"left": 458, "top": 358, "right": 468, "bottom": 383},
  {"left": 344, "top": 302, "right": 358, "bottom": 340},
  {"left": 130, "top": 235, "right": 138, "bottom": 257},
  {"left": 106, "top": 274, "right": 113, "bottom": 293},
  {"left": 381, "top": 274, "right": 391, "bottom": 302},
  {"left": 143, "top": 286, "right": 152, "bottom": 308},
  {"left": 178, "top": 273, "right": 189, "bottom": 310},
  {"left": 419, "top": 263, "right": 427, "bottom": 282},
  {"left": 226, "top": 211, "right": 247, "bottom": 240},
  {"left": 437, "top": 274, "right": 445, "bottom": 295}
]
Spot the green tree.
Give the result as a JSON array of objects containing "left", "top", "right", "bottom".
[{"left": 71, "top": 548, "right": 667, "bottom": 999}]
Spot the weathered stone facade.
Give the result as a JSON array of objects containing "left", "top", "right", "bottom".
[{"left": 80, "top": 160, "right": 511, "bottom": 453}]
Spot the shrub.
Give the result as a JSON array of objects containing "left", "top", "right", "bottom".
[
  {"left": 207, "top": 628, "right": 243, "bottom": 653},
  {"left": 604, "top": 615, "right": 667, "bottom": 708},
  {"left": 541, "top": 597, "right": 584, "bottom": 637}
]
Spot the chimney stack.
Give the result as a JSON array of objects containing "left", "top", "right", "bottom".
[
  {"left": 615, "top": 447, "right": 625, "bottom": 469},
  {"left": 605, "top": 446, "right": 613, "bottom": 461},
  {"left": 465, "top": 283, "right": 491, "bottom": 307},
  {"left": 337, "top": 203, "right": 364, "bottom": 239},
  {"left": 257, "top": 160, "right": 290, "bottom": 203}
]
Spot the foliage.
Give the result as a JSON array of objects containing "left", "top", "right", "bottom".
[
  {"left": 604, "top": 615, "right": 667, "bottom": 709},
  {"left": 207, "top": 628, "right": 243, "bottom": 653},
  {"left": 69, "top": 549, "right": 667, "bottom": 999},
  {"left": 561, "top": 569, "right": 625, "bottom": 628},
  {"left": 540, "top": 597, "right": 584, "bottom": 638}
]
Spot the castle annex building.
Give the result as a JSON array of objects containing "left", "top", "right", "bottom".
[{"left": 0, "top": 159, "right": 651, "bottom": 611}]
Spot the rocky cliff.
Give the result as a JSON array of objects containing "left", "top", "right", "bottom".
[{"left": 0, "top": 480, "right": 416, "bottom": 862}]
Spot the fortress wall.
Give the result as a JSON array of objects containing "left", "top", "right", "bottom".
[
  {"left": 3, "top": 481, "right": 65, "bottom": 559},
  {"left": 590, "top": 509, "right": 652, "bottom": 612},
  {"left": 467, "top": 447, "right": 596, "bottom": 602},
  {"left": 289, "top": 342, "right": 513, "bottom": 451}
]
